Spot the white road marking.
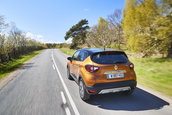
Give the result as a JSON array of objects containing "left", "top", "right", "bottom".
[
  {"left": 52, "top": 64, "right": 55, "bottom": 70},
  {"left": 61, "top": 91, "right": 71, "bottom": 115},
  {"left": 51, "top": 52, "right": 80, "bottom": 115},
  {"left": 61, "top": 91, "right": 67, "bottom": 104}
]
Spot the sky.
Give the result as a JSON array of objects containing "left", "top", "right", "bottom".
[{"left": 0, "top": 0, "right": 125, "bottom": 43}]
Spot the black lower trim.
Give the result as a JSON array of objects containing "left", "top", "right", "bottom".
[{"left": 86, "top": 80, "right": 137, "bottom": 94}]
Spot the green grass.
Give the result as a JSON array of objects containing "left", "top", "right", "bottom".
[
  {"left": 59, "top": 48, "right": 172, "bottom": 97},
  {"left": 59, "top": 48, "right": 76, "bottom": 56},
  {"left": 0, "top": 50, "right": 44, "bottom": 80},
  {"left": 130, "top": 58, "right": 172, "bottom": 96}
]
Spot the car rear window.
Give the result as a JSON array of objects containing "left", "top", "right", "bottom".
[{"left": 91, "top": 51, "right": 128, "bottom": 64}]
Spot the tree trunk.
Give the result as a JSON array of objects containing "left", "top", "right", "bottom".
[{"left": 167, "top": 41, "right": 172, "bottom": 58}]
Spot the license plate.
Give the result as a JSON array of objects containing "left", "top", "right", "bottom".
[
  {"left": 106, "top": 73, "right": 124, "bottom": 79},
  {"left": 104, "top": 70, "right": 126, "bottom": 74}
]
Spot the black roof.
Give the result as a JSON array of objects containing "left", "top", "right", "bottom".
[{"left": 78, "top": 48, "right": 123, "bottom": 54}]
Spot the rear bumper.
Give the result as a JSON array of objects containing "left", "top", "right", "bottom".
[{"left": 85, "top": 80, "right": 137, "bottom": 94}]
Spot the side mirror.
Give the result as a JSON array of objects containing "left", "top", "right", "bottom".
[{"left": 67, "top": 57, "right": 72, "bottom": 61}]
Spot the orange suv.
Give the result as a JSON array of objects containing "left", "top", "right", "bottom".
[{"left": 67, "top": 48, "right": 137, "bottom": 100}]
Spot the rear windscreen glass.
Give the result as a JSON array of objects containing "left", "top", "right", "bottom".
[{"left": 91, "top": 52, "right": 128, "bottom": 64}]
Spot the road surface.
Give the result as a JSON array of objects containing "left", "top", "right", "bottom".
[{"left": 0, "top": 49, "right": 171, "bottom": 115}]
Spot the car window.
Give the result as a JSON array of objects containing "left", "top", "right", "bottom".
[
  {"left": 72, "top": 51, "right": 80, "bottom": 60},
  {"left": 91, "top": 51, "right": 128, "bottom": 64},
  {"left": 78, "top": 51, "right": 89, "bottom": 61}
]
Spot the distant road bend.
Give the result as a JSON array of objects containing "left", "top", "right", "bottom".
[{"left": 0, "top": 49, "right": 171, "bottom": 115}]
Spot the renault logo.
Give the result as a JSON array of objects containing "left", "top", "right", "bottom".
[{"left": 114, "top": 65, "right": 118, "bottom": 70}]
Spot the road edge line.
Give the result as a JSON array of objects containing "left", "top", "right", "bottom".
[
  {"left": 52, "top": 52, "right": 80, "bottom": 115},
  {"left": 61, "top": 91, "right": 71, "bottom": 115}
]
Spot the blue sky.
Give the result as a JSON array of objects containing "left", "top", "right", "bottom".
[{"left": 0, "top": 0, "right": 125, "bottom": 43}]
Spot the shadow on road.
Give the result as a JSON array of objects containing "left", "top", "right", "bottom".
[
  {"left": 86, "top": 88, "right": 169, "bottom": 111},
  {"left": 19, "top": 63, "right": 35, "bottom": 69}
]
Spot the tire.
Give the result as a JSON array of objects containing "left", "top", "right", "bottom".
[
  {"left": 67, "top": 68, "right": 73, "bottom": 80},
  {"left": 123, "top": 87, "right": 135, "bottom": 95},
  {"left": 79, "top": 78, "right": 90, "bottom": 101}
]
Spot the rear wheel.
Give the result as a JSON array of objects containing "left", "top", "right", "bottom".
[
  {"left": 67, "top": 68, "right": 73, "bottom": 80},
  {"left": 79, "top": 79, "right": 90, "bottom": 101}
]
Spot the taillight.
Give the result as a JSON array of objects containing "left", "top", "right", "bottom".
[
  {"left": 85, "top": 65, "right": 99, "bottom": 73},
  {"left": 88, "top": 90, "right": 96, "bottom": 93},
  {"left": 129, "top": 63, "right": 134, "bottom": 69}
]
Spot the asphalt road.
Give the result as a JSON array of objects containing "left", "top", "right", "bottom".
[{"left": 0, "top": 49, "right": 171, "bottom": 115}]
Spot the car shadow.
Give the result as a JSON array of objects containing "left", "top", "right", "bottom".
[
  {"left": 86, "top": 88, "right": 169, "bottom": 111},
  {"left": 19, "top": 63, "right": 35, "bottom": 69}
]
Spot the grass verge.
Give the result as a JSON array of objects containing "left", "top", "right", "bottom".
[
  {"left": 0, "top": 50, "right": 44, "bottom": 80},
  {"left": 130, "top": 58, "right": 172, "bottom": 96},
  {"left": 59, "top": 48, "right": 172, "bottom": 97},
  {"left": 60, "top": 48, "right": 76, "bottom": 56}
]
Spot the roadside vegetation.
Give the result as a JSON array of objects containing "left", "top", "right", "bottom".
[
  {"left": 0, "top": 16, "right": 47, "bottom": 79},
  {"left": 60, "top": 48, "right": 76, "bottom": 56},
  {"left": 130, "top": 58, "right": 172, "bottom": 96},
  {"left": 0, "top": 50, "right": 43, "bottom": 80},
  {"left": 0, "top": 16, "right": 47, "bottom": 63}
]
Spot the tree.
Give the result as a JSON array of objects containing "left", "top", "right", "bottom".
[
  {"left": 64, "top": 19, "right": 89, "bottom": 49},
  {"left": 86, "top": 17, "right": 114, "bottom": 48},
  {"left": 123, "top": 0, "right": 172, "bottom": 57},
  {"left": 0, "top": 34, "right": 6, "bottom": 62},
  {"left": 108, "top": 9, "right": 123, "bottom": 49},
  {"left": 0, "top": 16, "right": 8, "bottom": 32},
  {"left": 0, "top": 16, "right": 8, "bottom": 62},
  {"left": 160, "top": 0, "right": 172, "bottom": 57},
  {"left": 0, "top": 19, "right": 46, "bottom": 63}
]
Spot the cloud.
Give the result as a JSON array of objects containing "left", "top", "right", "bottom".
[
  {"left": 25, "top": 32, "right": 45, "bottom": 43},
  {"left": 44, "top": 40, "right": 62, "bottom": 44},
  {"left": 65, "top": 38, "right": 72, "bottom": 44},
  {"left": 1, "top": 32, "right": 62, "bottom": 44}
]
